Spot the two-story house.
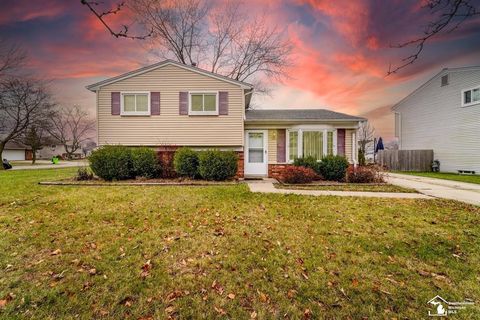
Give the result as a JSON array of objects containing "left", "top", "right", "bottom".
[
  {"left": 87, "top": 60, "right": 364, "bottom": 178},
  {"left": 393, "top": 66, "right": 480, "bottom": 173}
]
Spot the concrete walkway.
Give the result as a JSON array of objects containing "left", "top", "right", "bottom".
[
  {"left": 11, "top": 160, "right": 87, "bottom": 170},
  {"left": 386, "top": 173, "right": 480, "bottom": 206},
  {"left": 247, "top": 180, "right": 431, "bottom": 199}
]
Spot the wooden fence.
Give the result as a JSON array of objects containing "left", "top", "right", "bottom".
[{"left": 377, "top": 150, "right": 433, "bottom": 171}]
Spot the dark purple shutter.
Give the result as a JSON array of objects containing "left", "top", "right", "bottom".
[
  {"left": 111, "top": 92, "right": 120, "bottom": 115},
  {"left": 179, "top": 92, "right": 188, "bottom": 115},
  {"left": 219, "top": 91, "right": 229, "bottom": 115},
  {"left": 151, "top": 92, "right": 160, "bottom": 115},
  {"left": 276, "top": 129, "right": 286, "bottom": 163},
  {"left": 337, "top": 129, "right": 345, "bottom": 156}
]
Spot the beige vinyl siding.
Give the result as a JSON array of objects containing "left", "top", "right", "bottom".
[
  {"left": 97, "top": 64, "right": 244, "bottom": 146},
  {"left": 268, "top": 130, "right": 277, "bottom": 163},
  {"left": 395, "top": 68, "right": 480, "bottom": 172},
  {"left": 345, "top": 129, "right": 353, "bottom": 162}
]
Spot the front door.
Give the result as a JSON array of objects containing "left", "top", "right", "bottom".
[{"left": 245, "top": 130, "right": 268, "bottom": 176}]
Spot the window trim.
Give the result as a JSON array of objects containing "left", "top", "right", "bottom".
[
  {"left": 461, "top": 86, "right": 480, "bottom": 107},
  {"left": 286, "top": 129, "right": 336, "bottom": 163},
  {"left": 120, "top": 91, "right": 151, "bottom": 116},
  {"left": 188, "top": 91, "right": 219, "bottom": 115}
]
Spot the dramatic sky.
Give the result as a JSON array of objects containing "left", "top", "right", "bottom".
[{"left": 1, "top": 0, "right": 480, "bottom": 141}]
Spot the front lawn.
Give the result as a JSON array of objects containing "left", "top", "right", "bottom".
[
  {"left": 1, "top": 168, "right": 479, "bottom": 319},
  {"left": 396, "top": 171, "right": 480, "bottom": 185}
]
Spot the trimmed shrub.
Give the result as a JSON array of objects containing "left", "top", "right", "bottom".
[
  {"left": 293, "top": 156, "right": 321, "bottom": 175},
  {"left": 198, "top": 150, "right": 238, "bottom": 181},
  {"left": 173, "top": 147, "right": 199, "bottom": 178},
  {"left": 89, "top": 145, "right": 133, "bottom": 181},
  {"left": 281, "top": 166, "right": 318, "bottom": 184},
  {"left": 317, "top": 155, "right": 349, "bottom": 181},
  {"left": 75, "top": 167, "right": 94, "bottom": 181},
  {"left": 131, "top": 147, "right": 160, "bottom": 178},
  {"left": 347, "top": 165, "right": 385, "bottom": 183}
]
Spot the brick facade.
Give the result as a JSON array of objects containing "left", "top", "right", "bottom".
[
  {"left": 236, "top": 151, "right": 244, "bottom": 179},
  {"left": 268, "top": 163, "right": 295, "bottom": 180}
]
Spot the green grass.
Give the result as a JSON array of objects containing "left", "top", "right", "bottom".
[
  {"left": 1, "top": 168, "right": 480, "bottom": 319},
  {"left": 396, "top": 171, "right": 480, "bottom": 185},
  {"left": 275, "top": 183, "right": 417, "bottom": 193}
]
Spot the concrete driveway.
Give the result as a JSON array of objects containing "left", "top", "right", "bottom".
[{"left": 387, "top": 173, "right": 480, "bottom": 206}]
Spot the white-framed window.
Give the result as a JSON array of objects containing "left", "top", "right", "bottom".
[
  {"left": 121, "top": 92, "right": 150, "bottom": 115},
  {"left": 287, "top": 129, "right": 335, "bottom": 162},
  {"left": 462, "top": 86, "right": 480, "bottom": 107},
  {"left": 189, "top": 91, "right": 219, "bottom": 115}
]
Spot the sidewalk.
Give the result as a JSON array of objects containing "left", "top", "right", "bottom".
[
  {"left": 247, "top": 180, "right": 431, "bottom": 199},
  {"left": 386, "top": 173, "right": 480, "bottom": 206},
  {"left": 11, "top": 160, "right": 87, "bottom": 170}
]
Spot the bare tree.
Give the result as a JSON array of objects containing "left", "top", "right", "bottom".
[
  {"left": 0, "top": 78, "right": 55, "bottom": 167},
  {"left": 80, "top": 0, "right": 153, "bottom": 40},
  {"left": 357, "top": 122, "right": 375, "bottom": 165},
  {"left": 83, "top": 0, "right": 292, "bottom": 93},
  {"left": 48, "top": 105, "right": 95, "bottom": 160},
  {"left": 388, "top": 0, "right": 479, "bottom": 75},
  {"left": 17, "top": 125, "right": 54, "bottom": 164},
  {"left": 0, "top": 40, "right": 26, "bottom": 79}
]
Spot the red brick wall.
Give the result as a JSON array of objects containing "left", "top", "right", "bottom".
[
  {"left": 236, "top": 151, "right": 244, "bottom": 179},
  {"left": 268, "top": 163, "right": 295, "bottom": 180}
]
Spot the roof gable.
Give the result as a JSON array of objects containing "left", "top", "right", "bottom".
[
  {"left": 86, "top": 60, "right": 253, "bottom": 91},
  {"left": 392, "top": 65, "right": 480, "bottom": 111}
]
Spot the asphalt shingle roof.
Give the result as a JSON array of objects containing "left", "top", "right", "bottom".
[{"left": 245, "top": 109, "right": 365, "bottom": 121}]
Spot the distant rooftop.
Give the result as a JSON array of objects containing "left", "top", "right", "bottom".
[{"left": 245, "top": 109, "right": 365, "bottom": 122}]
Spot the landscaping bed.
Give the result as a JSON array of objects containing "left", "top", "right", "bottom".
[{"left": 274, "top": 181, "right": 417, "bottom": 193}]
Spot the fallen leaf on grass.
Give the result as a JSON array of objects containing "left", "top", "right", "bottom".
[
  {"left": 304, "top": 308, "right": 312, "bottom": 319},
  {"left": 51, "top": 249, "right": 61, "bottom": 256},
  {"left": 287, "top": 289, "right": 297, "bottom": 299},
  {"left": 214, "top": 306, "right": 226, "bottom": 315},
  {"left": 250, "top": 310, "right": 257, "bottom": 318},
  {"left": 227, "top": 293, "right": 235, "bottom": 299},
  {"left": 165, "top": 306, "right": 175, "bottom": 314},
  {"left": 140, "top": 260, "right": 152, "bottom": 279},
  {"left": 352, "top": 278, "right": 359, "bottom": 287}
]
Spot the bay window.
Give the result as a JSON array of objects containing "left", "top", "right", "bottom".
[{"left": 287, "top": 129, "right": 335, "bottom": 161}]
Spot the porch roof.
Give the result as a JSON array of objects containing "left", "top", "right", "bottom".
[{"left": 245, "top": 109, "right": 365, "bottom": 122}]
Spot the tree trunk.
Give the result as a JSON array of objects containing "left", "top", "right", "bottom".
[
  {"left": 31, "top": 148, "right": 37, "bottom": 164},
  {"left": 0, "top": 143, "right": 5, "bottom": 171}
]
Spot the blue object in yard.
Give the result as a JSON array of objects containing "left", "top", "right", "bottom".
[{"left": 375, "top": 137, "right": 384, "bottom": 153}]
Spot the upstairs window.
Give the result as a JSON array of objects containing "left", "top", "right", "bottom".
[
  {"left": 441, "top": 74, "right": 449, "bottom": 86},
  {"left": 462, "top": 86, "right": 480, "bottom": 107},
  {"left": 189, "top": 92, "right": 218, "bottom": 115},
  {"left": 121, "top": 92, "right": 150, "bottom": 115}
]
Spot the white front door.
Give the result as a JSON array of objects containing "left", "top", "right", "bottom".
[{"left": 245, "top": 130, "right": 268, "bottom": 176}]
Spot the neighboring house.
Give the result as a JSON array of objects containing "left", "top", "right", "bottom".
[
  {"left": 87, "top": 60, "right": 364, "bottom": 178},
  {"left": 36, "top": 144, "right": 83, "bottom": 160},
  {"left": 2, "top": 141, "right": 32, "bottom": 161},
  {"left": 393, "top": 66, "right": 480, "bottom": 173}
]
